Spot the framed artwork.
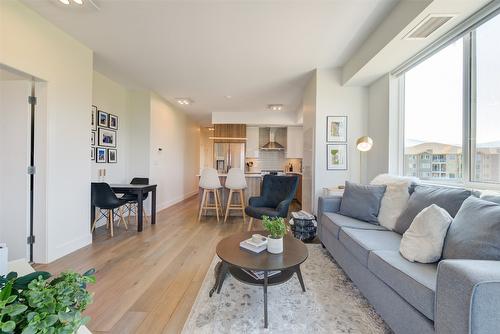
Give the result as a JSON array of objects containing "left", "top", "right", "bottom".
[
  {"left": 91, "top": 106, "right": 97, "bottom": 131},
  {"left": 91, "top": 131, "right": 96, "bottom": 146},
  {"left": 108, "top": 149, "right": 117, "bottom": 163},
  {"left": 96, "top": 147, "right": 107, "bottom": 163},
  {"left": 98, "top": 110, "right": 109, "bottom": 127},
  {"left": 98, "top": 128, "right": 117, "bottom": 147},
  {"left": 91, "top": 147, "right": 95, "bottom": 161},
  {"left": 109, "top": 114, "right": 118, "bottom": 130},
  {"left": 327, "top": 116, "right": 347, "bottom": 142},
  {"left": 327, "top": 144, "right": 348, "bottom": 170}
]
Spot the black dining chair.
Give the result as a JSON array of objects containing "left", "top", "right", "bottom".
[
  {"left": 91, "top": 182, "right": 129, "bottom": 237},
  {"left": 245, "top": 175, "right": 299, "bottom": 231},
  {"left": 121, "top": 177, "right": 150, "bottom": 225}
]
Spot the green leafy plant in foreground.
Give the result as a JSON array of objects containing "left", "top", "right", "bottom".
[
  {"left": 262, "top": 215, "right": 288, "bottom": 239},
  {"left": 0, "top": 269, "right": 95, "bottom": 334}
]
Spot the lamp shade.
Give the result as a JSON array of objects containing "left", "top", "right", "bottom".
[{"left": 356, "top": 136, "right": 373, "bottom": 152}]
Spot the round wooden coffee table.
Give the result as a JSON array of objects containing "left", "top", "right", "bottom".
[{"left": 209, "top": 231, "right": 308, "bottom": 328}]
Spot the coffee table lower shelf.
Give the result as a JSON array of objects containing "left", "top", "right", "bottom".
[{"left": 209, "top": 261, "right": 306, "bottom": 328}]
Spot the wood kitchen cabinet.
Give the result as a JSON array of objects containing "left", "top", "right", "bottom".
[
  {"left": 286, "top": 126, "right": 303, "bottom": 158},
  {"left": 213, "top": 124, "right": 246, "bottom": 143}
]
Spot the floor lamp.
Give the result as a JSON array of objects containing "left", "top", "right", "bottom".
[{"left": 356, "top": 136, "right": 373, "bottom": 183}]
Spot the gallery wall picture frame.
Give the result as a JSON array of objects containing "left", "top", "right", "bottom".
[
  {"left": 91, "top": 131, "right": 96, "bottom": 146},
  {"left": 108, "top": 149, "right": 117, "bottom": 163},
  {"left": 327, "top": 144, "right": 348, "bottom": 170},
  {"left": 98, "top": 128, "right": 117, "bottom": 147},
  {"left": 91, "top": 147, "right": 95, "bottom": 161},
  {"left": 326, "top": 116, "right": 347, "bottom": 142},
  {"left": 109, "top": 114, "right": 118, "bottom": 130},
  {"left": 91, "top": 105, "right": 98, "bottom": 131},
  {"left": 98, "top": 110, "right": 109, "bottom": 127},
  {"left": 96, "top": 147, "right": 107, "bottom": 163}
]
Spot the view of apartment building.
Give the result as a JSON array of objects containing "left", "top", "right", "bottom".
[{"left": 405, "top": 142, "right": 500, "bottom": 183}]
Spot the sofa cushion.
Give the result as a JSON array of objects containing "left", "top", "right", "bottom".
[
  {"left": 400, "top": 204, "right": 452, "bottom": 263},
  {"left": 339, "top": 181, "right": 387, "bottom": 224},
  {"left": 321, "top": 212, "right": 387, "bottom": 239},
  {"left": 443, "top": 196, "right": 500, "bottom": 260},
  {"left": 339, "top": 228, "right": 401, "bottom": 267},
  {"left": 394, "top": 185, "right": 475, "bottom": 235},
  {"left": 370, "top": 174, "right": 418, "bottom": 230},
  {"left": 368, "top": 250, "right": 437, "bottom": 321},
  {"left": 481, "top": 195, "right": 500, "bottom": 205}
]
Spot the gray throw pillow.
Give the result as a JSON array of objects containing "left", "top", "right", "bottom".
[
  {"left": 443, "top": 196, "right": 500, "bottom": 260},
  {"left": 339, "top": 181, "right": 386, "bottom": 224},
  {"left": 393, "top": 185, "right": 474, "bottom": 235},
  {"left": 482, "top": 195, "right": 500, "bottom": 205}
]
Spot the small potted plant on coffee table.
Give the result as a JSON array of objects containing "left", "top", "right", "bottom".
[{"left": 262, "top": 216, "right": 288, "bottom": 254}]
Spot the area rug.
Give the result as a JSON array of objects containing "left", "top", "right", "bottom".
[{"left": 182, "top": 244, "right": 392, "bottom": 334}]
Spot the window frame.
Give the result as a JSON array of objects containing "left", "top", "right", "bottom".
[{"left": 398, "top": 17, "right": 500, "bottom": 190}]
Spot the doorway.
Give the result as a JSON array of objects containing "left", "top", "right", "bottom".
[{"left": 0, "top": 65, "right": 45, "bottom": 262}]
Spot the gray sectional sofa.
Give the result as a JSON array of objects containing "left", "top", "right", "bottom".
[{"left": 318, "top": 193, "right": 500, "bottom": 334}]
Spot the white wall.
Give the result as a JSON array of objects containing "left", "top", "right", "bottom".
[
  {"left": 301, "top": 71, "right": 317, "bottom": 213},
  {"left": 0, "top": 0, "right": 93, "bottom": 262},
  {"left": 149, "top": 93, "right": 200, "bottom": 210},
  {"left": 92, "top": 71, "right": 130, "bottom": 183},
  {"left": 313, "top": 68, "right": 368, "bottom": 212},
  {"left": 127, "top": 90, "right": 151, "bottom": 179},
  {"left": 367, "top": 74, "right": 390, "bottom": 182},
  {"left": 0, "top": 80, "right": 31, "bottom": 260}
]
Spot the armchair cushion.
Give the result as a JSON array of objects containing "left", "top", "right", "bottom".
[{"left": 244, "top": 206, "right": 280, "bottom": 219}]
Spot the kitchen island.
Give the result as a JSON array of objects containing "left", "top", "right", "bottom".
[{"left": 197, "top": 173, "right": 262, "bottom": 217}]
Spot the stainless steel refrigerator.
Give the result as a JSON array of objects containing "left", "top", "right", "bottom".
[{"left": 214, "top": 143, "right": 245, "bottom": 173}]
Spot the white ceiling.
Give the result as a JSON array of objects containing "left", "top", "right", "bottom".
[{"left": 21, "top": 0, "right": 400, "bottom": 124}]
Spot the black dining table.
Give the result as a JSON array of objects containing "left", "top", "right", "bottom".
[{"left": 90, "top": 184, "right": 157, "bottom": 232}]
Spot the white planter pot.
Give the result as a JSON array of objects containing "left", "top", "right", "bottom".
[{"left": 267, "top": 237, "right": 283, "bottom": 254}]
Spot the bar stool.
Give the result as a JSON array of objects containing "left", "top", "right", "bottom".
[
  {"left": 198, "top": 167, "right": 223, "bottom": 222},
  {"left": 224, "top": 168, "right": 247, "bottom": 223}
]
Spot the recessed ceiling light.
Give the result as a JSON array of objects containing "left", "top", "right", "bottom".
[
  {"left": 225, "top": 95, "right": 232, "bottom": 99},
  {"left": 176, "top": 98, "right": 193, "bottom": 105},
  {"left": 59, "top": 0, "right": 70, "bottom": 4},
  {"left": 268, "top": 104, "right": 283, "bottom": 111},
  {"left": 73, "top": 0, "right": 83, "bottom": 4}
]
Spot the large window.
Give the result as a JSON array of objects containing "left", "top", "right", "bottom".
[
  {"left": 471, "top": 14, "right": 500, "bottom": 184},
  {"left": 402, "top": 12, "right": 500, "bottom": 186}
]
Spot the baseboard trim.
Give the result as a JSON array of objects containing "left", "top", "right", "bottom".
[
  {"left": 47, "top": 233, "right": 92, "bottom": 264},
  {"left": 158, "top": 190, "right": 198, "bottom": 211}
]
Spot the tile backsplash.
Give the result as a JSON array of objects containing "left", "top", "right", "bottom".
[{"left": 245, "top": 150, "right": 302, "bottom": 172}]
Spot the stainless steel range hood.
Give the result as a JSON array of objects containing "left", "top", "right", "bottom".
[{"left": 261, "top": 127, "right": 284, "bottom": 150}]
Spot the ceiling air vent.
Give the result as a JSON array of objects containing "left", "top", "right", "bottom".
[{"left": 404, "top": 14, "right": 456, "bottom": 40}]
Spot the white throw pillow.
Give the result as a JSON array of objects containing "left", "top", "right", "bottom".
[
  {"left": 399, "top": 204, "right": 452, "bottom": 263},
  {"left": 370, "top": 174, "right": 417, "bottom": 230}
]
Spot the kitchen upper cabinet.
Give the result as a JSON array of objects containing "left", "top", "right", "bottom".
[
  {"left": 286, "top": 126, "right": 303, "bottom": 158},
  {"left": 246, "top": 126, "right": 259, "bottom": 158}
]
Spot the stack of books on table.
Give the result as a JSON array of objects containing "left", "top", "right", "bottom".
[{"left": 239, "top": 236, "right": 267, "bottom": 253}]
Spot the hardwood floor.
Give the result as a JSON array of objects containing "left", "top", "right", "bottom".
[{"left": 34, "top": 195, "right": 279, "bottom": 334}]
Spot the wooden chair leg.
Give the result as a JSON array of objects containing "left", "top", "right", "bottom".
[
  {"left": 119, "top": 206, "right": 128, "bottom": 230},
  {"left": 239, "top": 190, "right": 247, "bottom": 223},
  {"left": 224, "top": 189, "right": 233, "bottom": 223},
  {"left": 91, "top": 208, "right": 98, "bottom": 232},
  {"left": 143, "top": 208, "right": 148, "bottom": 224},
  {"left": 109, "top": 210, "right": 114, "bottom": 237},
  {"left": 198, "top": 189, "right": 207, "bottom": 221},
  {"left": 213, "top": 189, "right": 220, "bottom": 223},
  {"left": 247, "top": 217, "right": 253, "bottom": 231}
]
